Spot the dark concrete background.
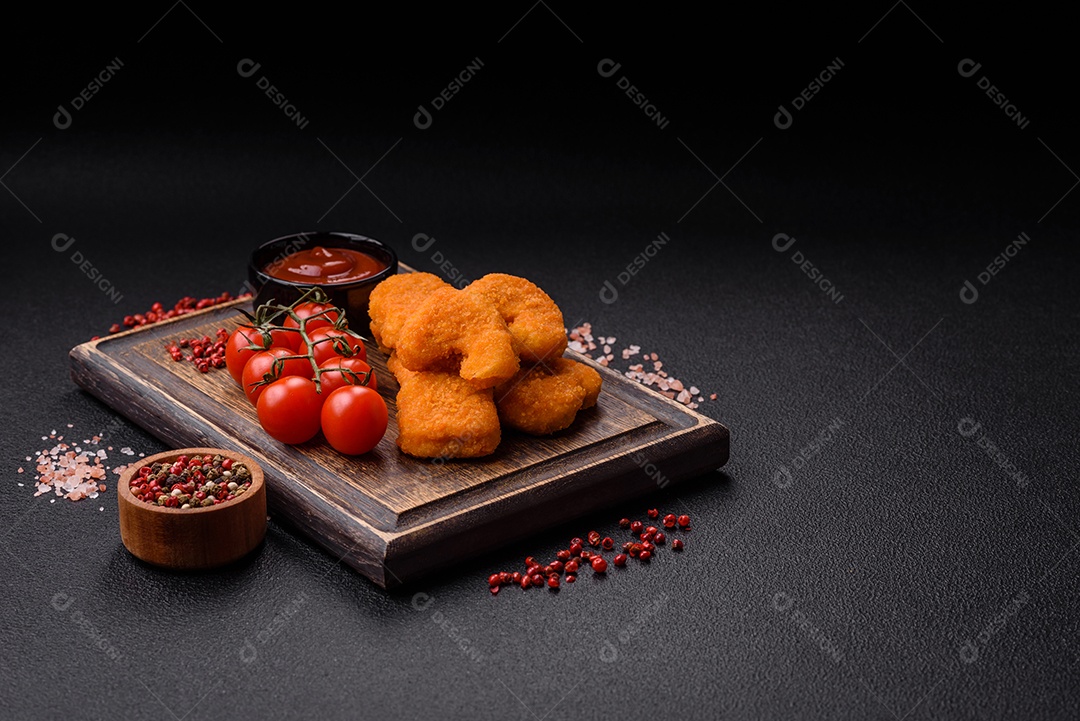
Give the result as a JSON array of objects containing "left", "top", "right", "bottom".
[{"left": 2, "top": 5, "right": 1077, "bottom": 720}]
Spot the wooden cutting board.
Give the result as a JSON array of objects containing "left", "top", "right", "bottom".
[{"left": 69, "top": 273, "right": 729, "bottom": 587}]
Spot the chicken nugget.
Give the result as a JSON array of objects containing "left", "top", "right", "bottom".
[
  {"left": 368, "top": 272, "right": 450, "bottom": 351},
  {"left": 560, "top": 357, "right": 602, "bottom": 409},
  {"left": 393, "top": 364, "right": 501, "bottom": 458},
  {"left": 465, "top": 274, "right": 568, "bottom": 363},
  {"left": 494, "top": 357, "right": 602, "bottom": 435},
  {"left": 395, "top": 287, "right": 519, "bottom": 389}
]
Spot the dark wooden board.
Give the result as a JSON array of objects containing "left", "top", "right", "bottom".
[{"left": 69, "top": 272, "right": 729, "bottom": 587}]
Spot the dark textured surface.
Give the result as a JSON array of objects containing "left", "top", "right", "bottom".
[{"left": 2, "top": 6, "right": 1078, "bottom": 720}]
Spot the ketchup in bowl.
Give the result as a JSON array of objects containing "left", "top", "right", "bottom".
[{"left": 264, "top": 246, "right": 387, "bottom": 285}]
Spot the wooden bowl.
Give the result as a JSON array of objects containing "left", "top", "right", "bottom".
[{"left": 117, "top": 448, "right": 267, "bottom": 570}]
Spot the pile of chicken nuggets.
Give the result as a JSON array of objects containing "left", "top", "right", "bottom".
[{"left": 369, "top": 272, "right": 602, "bottom": 458}]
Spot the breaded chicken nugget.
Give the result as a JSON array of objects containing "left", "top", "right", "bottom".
[
  {"left": 465, "top": 274, "right": 568, "bottom": 363},
  {"left": 393, "top": 363, "right": 501, "bottom": 458},
  {"left": 561, "top": 357, "right": 602, "bottom": 409},
  {"left": 395, "top": 287, "right": 519, "bottom": 389},
  {"left": 494, "top": 357, "right": 602, "bottom": 435},
  {"left": 368, "top": 272, "right": 450, "bottom": 351}
]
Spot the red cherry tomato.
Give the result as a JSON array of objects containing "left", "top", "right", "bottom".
[
  {"left": 305, "top": 327, "right": 367, "bottom": 366},
  {"left": 283, "top": 302, "right": 345, "bottom": 335},
  {"left": 320, "top": 385, "right": 388, "bottom": 455},
  {"left": 241, "top": 348, "right": 313, "bottom": 404},
  {"left": 225, "top": 325, "right": 301, "bottom": 383},
  {"left": 317, "top": 357, "right": 377, "bottom": 395},
  {"left": 256, "top": 376, "right": 325, "bottom": 444}
]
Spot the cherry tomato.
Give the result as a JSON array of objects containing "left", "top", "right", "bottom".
[
  {"left": 320, "top": 385, "right": 388, "bottom": 455},
  {"left": 241, "top": 348, "right": 313, "bottom": 404},
  {"left": 304, "top": 327, "right": 367, "bottom": 366},
  {"left": 225, "top": 325, "right": 301, "bottom": 383},
  {"left": 315, "top": 354, "right": 375, "bottom": 395},
  {"left": 257, "top": 376, "right": 324, "bottom": 444},
  {"left": 317, "top": 357, "right": 377, "bottom": 395},
  {"left": 283, "top": 302, "right": 345, "bottom": 335}
]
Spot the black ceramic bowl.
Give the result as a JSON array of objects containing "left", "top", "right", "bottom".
[{"left": 247, "top": 231, "right": 397, "bottom": 333}]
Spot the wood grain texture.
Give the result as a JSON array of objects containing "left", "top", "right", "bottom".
[
  {"left": 71, "top": 266, "right": 729, "bottom": 587},
  {"left": 117, "top": 448, "right": 267, "bottom": 569}
]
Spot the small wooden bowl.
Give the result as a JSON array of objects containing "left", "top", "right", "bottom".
[{"left": 117, "top": 448, "right": 267, "bottom": 570}]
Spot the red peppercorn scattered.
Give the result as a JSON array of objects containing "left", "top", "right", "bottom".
[
  {"left": 102, "top": 292, "right": 250, "bottom": 338},
  {"left": 484, "top": 506, "right": 692, "bottom": 596},
  {"left": 167, "top": 328, "right": 230, "bottom": 373}
]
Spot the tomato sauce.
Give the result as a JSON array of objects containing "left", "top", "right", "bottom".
[{"left": 264, "top": 246, "right": 386, "bottom": 284}]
